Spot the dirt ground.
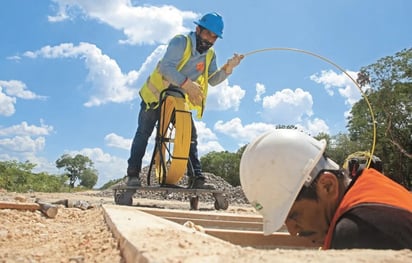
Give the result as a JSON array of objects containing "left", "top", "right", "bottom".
[{"left": 1, "top": 189, "right": 411, "bottom": 263}]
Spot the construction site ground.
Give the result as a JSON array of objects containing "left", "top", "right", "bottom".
[{"left": 1, "top": 189, "right": 411, "bottom": 263}]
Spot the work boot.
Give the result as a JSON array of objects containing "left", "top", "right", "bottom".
[
  {"left": 126, "top": 176, "right": 141, "bottom": 187},
  {"left": 127, "top": 166, "right": 140, "bottom": 177},
  {"left": 126, "top": 167, "right": 141, "bottom": 187},
  {"left": 188, "top": 177, "right": 215, "bottom": 190}
]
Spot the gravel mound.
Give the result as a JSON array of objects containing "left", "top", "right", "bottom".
[{"left": 99, "top": 167, "right": 250, "bottom": 205}]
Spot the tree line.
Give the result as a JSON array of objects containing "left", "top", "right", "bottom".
[{"left": 0, "top": 154, "right": 99, "bottom": 192}]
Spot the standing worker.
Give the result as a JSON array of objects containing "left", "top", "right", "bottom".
[
  {"left": 127, "top": 12, "right": 243, "bottom": 189},
  {"left": 240, "top": 129, "right": 412, "bottom": 249}
]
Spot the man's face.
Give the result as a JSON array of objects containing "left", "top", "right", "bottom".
[
  {"left": 197, "top": 27, "right": 218, "bottom": 44},
  {"left": 284, "top": 172, "right": 340, "bottom": 245},
  {"left": 285, "top": 198, "right": 330, "bottom": 245},
  {"left": 195, "top": 26, "right": 218, "bottom": 54}
]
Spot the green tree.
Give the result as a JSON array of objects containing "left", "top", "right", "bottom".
[
  {"left": 26, "top": 172, "right": 68, "bottom": 192},
  {"left": 79, "top": 168, "right": 98, "bottom": 189},
  {"left": 56, "top": 154, "right": 98, "bottom": 188},
  {"left": 312, "top": 132, "right": 362, "bottom": 167},
  {"left": 0, "top": 160, "right": 34, "bottom": 192},
  {"left": 201, "top": 150, "right": 243, "bottom": 186},
  {"left": 0, "top": 160, "right": 68, "bottom": 192},
  {"left": 351, "top": 48, "right": 412, "bottom": 188},
  {"left": 329, "top": 133, "right": 361, "bottom": 166}
]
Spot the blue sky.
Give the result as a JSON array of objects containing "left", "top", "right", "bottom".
[{"left": 1, "top": 0, "right": 411, "bottom": 187}]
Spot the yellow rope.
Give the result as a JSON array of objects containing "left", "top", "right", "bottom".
[{"left": 211, "top": 47, "right": 376, "bottom": 168}]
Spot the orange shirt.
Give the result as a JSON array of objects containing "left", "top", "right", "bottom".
[{"left": 323, "top": 168, "right": 412, "bottom": 249}]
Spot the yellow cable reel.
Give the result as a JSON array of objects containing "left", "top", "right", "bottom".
[{"left": 155, "top": 91, "right": 192, "bottom": 184}]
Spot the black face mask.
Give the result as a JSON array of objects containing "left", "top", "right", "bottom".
[{"left": 195, "top": 33, "right": 213, "bottom": 54}]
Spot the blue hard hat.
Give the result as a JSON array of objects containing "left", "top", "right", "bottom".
[{"left": 194, "top": 12, "right": 224, "bottom": 38}]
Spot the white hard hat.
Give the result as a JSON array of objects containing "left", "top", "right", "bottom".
[{"left": 240, "top": 129, "right": 339, "bottom": 235}]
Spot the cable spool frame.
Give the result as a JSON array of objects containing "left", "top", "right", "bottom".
[{"left": 148, "top": 87, "right": 193, "bottom": 186}]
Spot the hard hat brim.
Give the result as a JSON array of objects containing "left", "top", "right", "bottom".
[{"left": 193, "top": 21, "right": 223, "bottom": 38}]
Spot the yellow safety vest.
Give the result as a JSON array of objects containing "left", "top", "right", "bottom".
[{"left": 139, "top": 35, "right": 214, "bottom": 119}]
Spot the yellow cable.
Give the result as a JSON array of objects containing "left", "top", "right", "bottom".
[
  {"left": 155, "top": 95, "right": 192, "bottom": 184},
  {"left": 211, "top": 47, "right": 376, "bottom": 168}
]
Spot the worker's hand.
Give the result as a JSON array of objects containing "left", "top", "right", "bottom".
[
  {"left": 224, "top": 53, "right": 244, "bottom": 74},
  {"left": 182, "top": 79, "right": 204, "bottom": 106}
]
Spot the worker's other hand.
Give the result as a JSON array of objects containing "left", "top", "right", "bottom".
[
  {"left": 224, "top": 53, "right": 244, "bottom": 74},
  {"left": 182, "top": 79, "right": 204, "bottom": 106}
]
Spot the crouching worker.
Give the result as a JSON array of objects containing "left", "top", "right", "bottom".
[{"left": 240, "top": 129, "right": 412, "bottom": 249}]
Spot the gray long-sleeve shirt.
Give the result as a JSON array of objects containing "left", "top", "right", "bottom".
[{"left": 158, "top": 32, "right": 229, "bottom": 87}]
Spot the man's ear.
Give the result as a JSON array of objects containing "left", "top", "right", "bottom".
[{"left": 316, "top": 172, "right": 339, "bottom": 200}]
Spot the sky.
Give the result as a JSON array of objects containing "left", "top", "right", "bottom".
[{"left": 1, "top": 0, "right": 411, "bottom": 187}]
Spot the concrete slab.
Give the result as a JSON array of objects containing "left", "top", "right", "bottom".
[{"left": 102, "top": 204, "right": 240, "bottom": 263}]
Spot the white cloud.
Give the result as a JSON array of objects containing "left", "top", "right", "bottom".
[
  {"left": 104, "top": 133, "right": 131, "bottom": 150},
  {"left": 49, "top": 0, "right": 198, "bottom": 45},
  {"left": 28, "top": 155, "right": 59, "bottom": 175},
  {"left": 138, "top": 45, "right": 167, "bottom": 75},
  {"left": 0, "top": 80, "right": 46, "bottom": 100},
  {"left": 0, "top": 88, "right": 16, "bottom": 116},
  {"left": 207, "top": 79, "right": 245, "bottom": 111},
  {"left": 254, "top": 82, "right": 266, "bottom": 102},
  {"left": 194, "top": 121, "right": 224, "bottom": 155},
  {"left": 214, "top": 117, "right": 330, "bottom": 147},
  {"left": 6, "top": 55, "right": 21, "bottom": 61},
  {"left": 0, "top": 121, "right": 53, "bottom": 136},
  {"left": 0, "top": 121, "right": 52, "bottom": 154},
  {"left": 214, "top": 117, "right": 277, "bottom": 144},
  {"left": 0, "top": 121, "right": 54, "bottom": 172},
  {"left": 310, "top": 70, "right": 364, "bottom": 106},
  {"left": 296, "top": 118, "right": 330, "bottom": 136},
  {"left": 0, "top": 80, "right": 46, "bottom": 116},
  {"left": 260, "top": 88, "right": 313, "bottom": 123},
  {"left": 24, "top": 42, "right": 149, "bottom": 107},
  {"left": 0, "top": 136, "right": 46, "bottom": 153}
]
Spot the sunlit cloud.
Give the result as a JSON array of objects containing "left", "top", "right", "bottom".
[
  {"left": 194, "top": 121, "right": 224, "bottom": 155},
  {"left": 310, "top": 70, "right": 365, "bottom": 106},
  {"left": 207, "top": 79, "right": 245, "bottom": 111},
  {"left": 0, "top": 80, "right": 46, "bottom": 116},
  {"left": 254, "top": 82, "right": 266, "bottom": 102},
  {"left": 49, "top": 0, "right": 198, "bottom": 45},
  {"left": 260, "top": 88, "right": 313, "bottom": 123},
  {"left": 24, "top": 42, "right": 159, "bottom": 107},
  {"left": 104, "top": 133, "right": 131, "bottom": 150}
]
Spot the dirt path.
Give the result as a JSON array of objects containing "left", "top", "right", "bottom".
[{"left": 0, "top": 191, "right": 122, "bottom": 263}]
